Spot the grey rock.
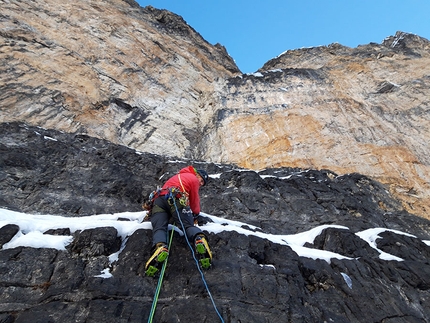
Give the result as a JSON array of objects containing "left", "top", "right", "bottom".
[{"left": 0, "top": 224, "right": 19, "bottom": 248}]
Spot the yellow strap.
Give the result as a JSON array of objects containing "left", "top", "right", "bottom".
[{"left": 178, "top": 174, "right": 186, "bottom": 193}]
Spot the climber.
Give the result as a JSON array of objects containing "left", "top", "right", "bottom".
[{"left": 145, "top": 165, "right": 212, "bottom": 276}]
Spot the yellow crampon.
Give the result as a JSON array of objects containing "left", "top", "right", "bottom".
[
  {"left": 145, "top": 243, "right": 169, "bottom": 277},
  {"left": 195, "top": 235, "right": 212, "bottom": 269}
]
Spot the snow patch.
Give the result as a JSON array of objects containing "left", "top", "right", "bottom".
[
  {"left": 0, "top": 208, "right": 425, "bottom": 267},
  {"left": 341, "top": 272, "right": 353, "bottom": 289},
  {"left": 355, "top": 228, "right": 415, "bottom": 261},
  {"left": 95, "top": 268, "right": 113, "bottom": 279},
  {"left": 246, "top": 72, "right": 264, "bottom": 77},
  {"left": 3, "top": 230, "right": 72, "bottom": 250}
]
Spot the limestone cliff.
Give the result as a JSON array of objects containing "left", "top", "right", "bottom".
[
  {"left": 205, "top": 33, "right": 430, "bottom": 219},
  {"left": 0, "top": 0, "right": 239, "bottom": 158},
  {"left": 1, "top": 0, "right": 430, "bottom": 220}
]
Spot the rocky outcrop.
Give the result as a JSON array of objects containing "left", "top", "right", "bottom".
[
  {"left": 206, "top": 32, "right": 430, "bottom": 219},
  {"left": 1, "top": 122, "right": 430, "bottom": 322},
  {"left": 1, "top": 226, "right": 430, "bottom": 323}
]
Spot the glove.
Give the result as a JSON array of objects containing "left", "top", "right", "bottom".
[{"left": 193, "top": 213, "right": 199, "bottom": 225}]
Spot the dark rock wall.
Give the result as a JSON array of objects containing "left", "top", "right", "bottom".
[
  {"left": 1, "top": 227, "right": 430, "bottom": 322},
  {"left": 1, "top": 121, "right": 430, "bottom": 322}
]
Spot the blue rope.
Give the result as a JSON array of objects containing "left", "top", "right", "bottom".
[{"left": 171, "top": 198, "right": 225, "bottom": 323}]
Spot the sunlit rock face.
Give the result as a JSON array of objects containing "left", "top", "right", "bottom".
[
  {"left": 0, "top": 0, "right": 239, "bottom": 158},
  {"left": 1, "top": 0, "right": 430, "bottom": 219},
  {"left": 205, "top": 33, "right": 430, "bottom": 219}
]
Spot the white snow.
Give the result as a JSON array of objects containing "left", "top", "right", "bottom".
[
  {"left": 341, "top": 272, "right": 353, "bottom": 289},
  {"left": 260, "top": 264, "right": 276, "bottom": 270},
  {"left": 259, "top": 170, "right": 308, "bottom": 180},
  {"left": 246, "top": 72, "right": 264, "bottom": 77},
  {"left": 95, "top": 268, "right": 113, "bottom": 279},
  {"left": 1, "top": 207, "right": 423, "bottom": 271},
  {"left": 4, "top": 230, "right": 72, "bottom": 250},
  {"left": 356, "top": 228, "right": 416, "bottom": 261},
  {"left": 0, "top": 209, "right": 151, "bottom": 240},
  {"left": 209, "top": 173, "right": 222, "bottom": 179}
]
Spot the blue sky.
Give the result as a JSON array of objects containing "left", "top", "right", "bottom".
[{"left": 136, "top": 1, "right": 430, "bottom": 73}]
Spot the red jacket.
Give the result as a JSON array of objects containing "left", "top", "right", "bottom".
[{"left": 162, "top": 166, "right": 201, "bottom": 214}]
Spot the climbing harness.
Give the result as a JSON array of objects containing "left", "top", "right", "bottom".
[
  {"left": 147, "top": 225, "right": 175, "bottom": 323},
  {"left": 142, "top": 184, "right": 189, "bottom": 220}
]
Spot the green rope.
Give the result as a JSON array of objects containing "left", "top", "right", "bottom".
[{"left": 147, "top": 225, "right": 175, "bottom": 323}]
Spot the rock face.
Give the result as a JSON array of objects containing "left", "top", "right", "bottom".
[
  {"left": 2, "top": 0, "right": 430, "bottom": 220},
  {"left": 0, "top": 0, "right": 239, "bottom": 158},
  {"left": 206, "top": 33, "right": 430, "bottom": 219},
  {"left": 1, "top": 122, "right": 430, "bottom": 322},
  {"left": 2, "top": 0, "right": 430, "bottom": 321}
]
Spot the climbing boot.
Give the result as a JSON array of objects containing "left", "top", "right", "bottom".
[
  {"left": 145, "top": 243, "right": 169, "bottom": 277},
  {"left": 194, "top": 234, "right": 212, "bottom": 269}
]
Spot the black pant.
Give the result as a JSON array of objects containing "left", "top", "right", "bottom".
[{"left": 150, "top": 196, "right": 202, "bottom": 247}]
